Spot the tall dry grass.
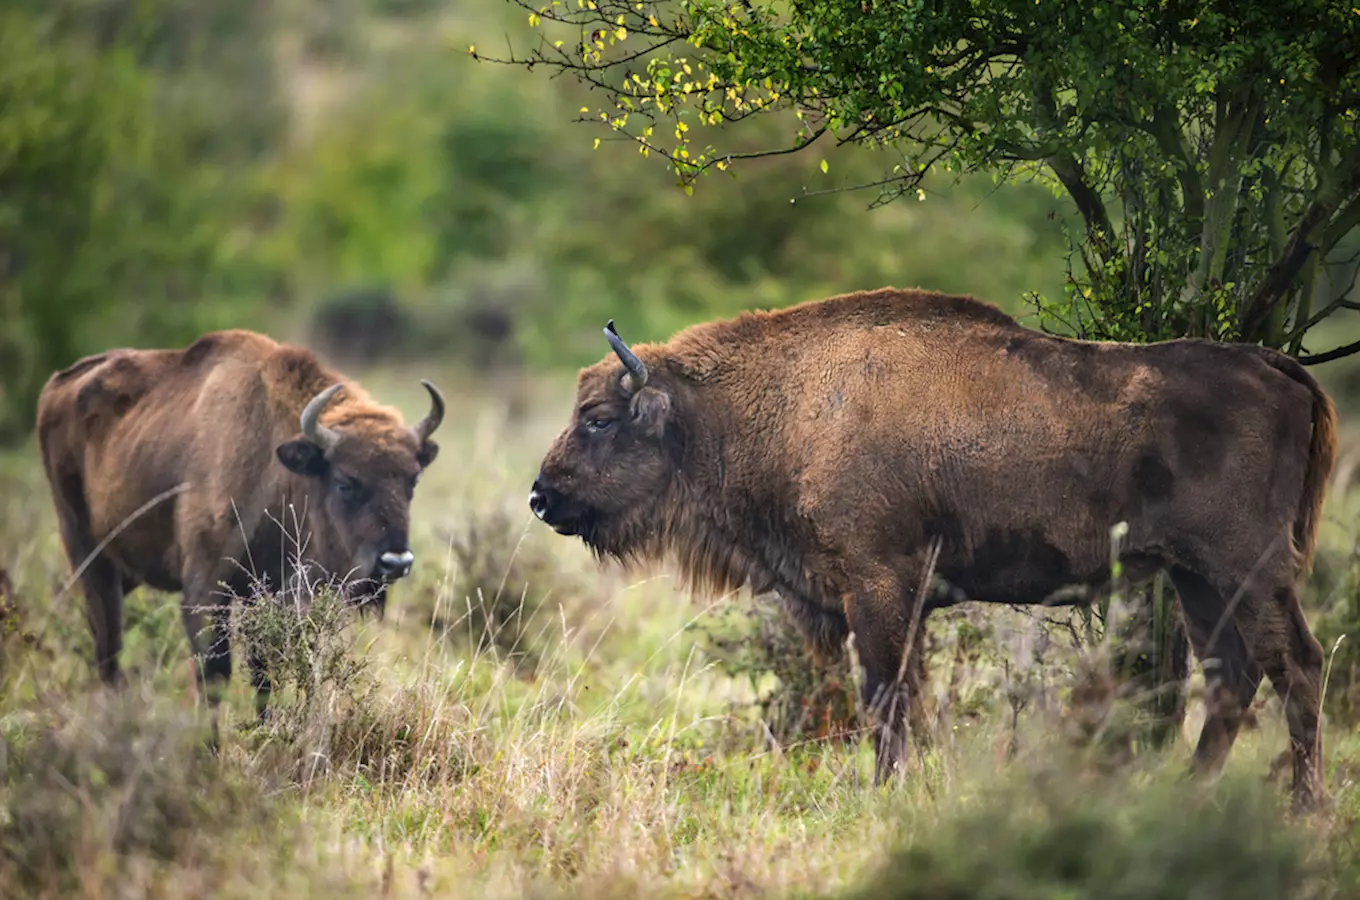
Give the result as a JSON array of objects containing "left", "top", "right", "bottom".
[{"left": 1, "top": 371, "right": 1359, "bottom": 898}]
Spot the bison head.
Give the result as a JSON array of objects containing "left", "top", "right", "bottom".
[
  {"left": 274, "top": 380, "right": 444, "bottom": 603},
  {"left": 530, "top": 320, "right": 678, "bottom": 556}
]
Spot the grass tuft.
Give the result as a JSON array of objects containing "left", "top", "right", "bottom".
[
  {"left": 836, "top": 762, "right": 1321, "bottom": 900},
  {"left": 0, "top": 691, "right": 282, "bottom": 899}
]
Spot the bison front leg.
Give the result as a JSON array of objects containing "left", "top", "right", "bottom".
[
  {"left": 247, "top": 641, "right": 273, "bottom": 722},
  {"left": 845, "top": 564, "right": 932, "bottom": 784},
  {"left": 180, "top": 585, "right": 234, "bottom": 751}
]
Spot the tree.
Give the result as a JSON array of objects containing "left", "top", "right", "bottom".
[
  {"left": 476, "top": 0, "right": 1360, "bottom": 748},
  {"left": 477, "top": 0, "right": 1360, "bottom": 356}
]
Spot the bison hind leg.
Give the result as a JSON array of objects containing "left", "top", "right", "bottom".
[
  {"left": 1247, "top": 582, "right": 1326, "bottom": 812},
  {"left": 80, "top": 558, "right": 129, "bottom": 689},
  {"left": 49, "top": 472, "right": 128, "bottom": 688},
  {"left": 1167, "top": 567, "right": 1263, "bottom": 778},
  {"left": 1171, "top": 564, "right": 1326, "bottom": 812}
]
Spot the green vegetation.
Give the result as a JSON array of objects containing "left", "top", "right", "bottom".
[
  {"left": 3, "top": 1, "right": 1360, "bottom": 896},
  {"left": 0, "top": 0, "right": 283, "bottom": 442}
]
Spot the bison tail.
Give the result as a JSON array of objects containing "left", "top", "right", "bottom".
[
  {"left": 1252, "top": 347, "right": 1339, "bottom": 576},
  {"left": 1299, "top": 377, "right": 1340, "bottom": 576}
]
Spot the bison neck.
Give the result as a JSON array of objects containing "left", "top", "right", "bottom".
[{"left": 654, "top": 392, "right": 847, "bottom": 645}]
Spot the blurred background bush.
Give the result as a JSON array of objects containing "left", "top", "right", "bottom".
[{"left": 0, "top": 0, "right": 1088, "bottom": 443}]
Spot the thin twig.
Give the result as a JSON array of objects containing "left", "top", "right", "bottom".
[
  {"left": 53, "top": 483, "right": 190, "bottom": 603},
  {"left": 877, "top": 535, "right": 944, "bottom": 763}
]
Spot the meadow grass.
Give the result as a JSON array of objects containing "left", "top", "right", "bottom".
[{"left": 2, "top": 364, "right": 1360, "bottom": 899}]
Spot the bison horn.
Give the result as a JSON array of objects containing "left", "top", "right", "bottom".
[
  {"left": 604, "top": 319, "right": 648, "bottom": 393},
  {"left": 411, "top": 379, "right": 445, "bottom": 442},
  {"left": 299, "top": 383, "right": 344, "bottom": 450}
]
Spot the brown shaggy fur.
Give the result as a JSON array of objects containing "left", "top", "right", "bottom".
[
  {"left": 36, "top": 329, "right": 441, "bottom": 722},
  {"left": 530, "top": 287, "right": 1338, "bottom": 810}
]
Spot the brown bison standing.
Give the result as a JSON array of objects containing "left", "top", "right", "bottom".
[
  {"left": 528, "top": 287, "right": 1338, "bottom": 810},
  {"left": 37, "top": 329, "right": 444, "bottom": 722}
]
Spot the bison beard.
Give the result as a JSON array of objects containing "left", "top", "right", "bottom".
[
  {"left": 530, "top": 287, "right": 1338, "bottom": 811},
  {"left": 36, "top": 329, "right": 445, "bottom": 742}
]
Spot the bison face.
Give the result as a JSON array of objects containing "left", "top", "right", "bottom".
[
  {"left": 530, "top": 321, "right": 676, "bottom": 555},
  {"left": 275, "top": 380, "right": 444, "bottom": 603}
]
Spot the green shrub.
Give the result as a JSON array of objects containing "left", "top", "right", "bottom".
[
  {"left": 0, "top": 693, "right": 278, "bottom": 897},
  {"left": 695, "top": 594, "right": 862, "bottom": 750},
  {"left": 413, "top": 501, "right": 593, "bottom": 675},
  {"left": 834, "top": 765, "right": 1321, "bottom": 900},
  {"left": 0, "top": 0, "right": 283, "bottom": 445}
]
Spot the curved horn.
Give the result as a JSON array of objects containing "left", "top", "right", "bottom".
[
  {"left": 299, "top": 383, "right": 344, "bottom": 450},
  {"left": 411, "top": 379, "right": 446, "bottom": 442},
  {"left": 604, "top": 319, "right": 648, "bottom": 393}
]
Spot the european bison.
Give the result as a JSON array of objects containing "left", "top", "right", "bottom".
[
  {"left": 37, "top": 329, "right": 444, "bottom": 721},
  {"left": 528, "top": 287, "right": 1338, "bottom": 809}
]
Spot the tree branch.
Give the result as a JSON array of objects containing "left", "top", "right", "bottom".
[
  {"left": 1048, "top": 152, "right": 1116, "bottom": 259},
  {"left": 1191, "top": 89, "right": 1260, "bottom": 303},
  {"left": 1242, "top": 150, "right": 1360, "bottom": 340},
  {"left": 1322, "top": 192, "right": 1360, "bottom": 253},
  {"left": 1149, "top": 104, "right": 1203, "bottom": 227},
  {"left": 1299, "top": 337, "right": 1360, "bottom": 366},
  {"left": 1028, "top": 71, "right": 1113, "bottom": 259}
]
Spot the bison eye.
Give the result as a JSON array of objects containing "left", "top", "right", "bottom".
[
  {"left": 585, "top": 416, "right": 615, "bottom": 434},
  {"left": 336, "top": 476, "right": 363, "bottom": 499}
]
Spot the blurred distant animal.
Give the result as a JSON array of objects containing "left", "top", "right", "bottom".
[
  {"left": 36, "top": 329, "right": 445, "bottom": 727},
  {"left": 528, "top": 286, "right": 1337, "bottom": 811},
  {"left": 308, "top": 286, "right": 414, "bottom": 367}
]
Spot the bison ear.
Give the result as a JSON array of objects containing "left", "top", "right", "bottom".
[
  {"left": 276, "top": 439, "right": 329, "bottom": 478},
  {"left": 416, "top": 439, "right": 440, "bottom": 469},
  {"left": 629, "top": 386, "right": 671, "bottom": 438}
]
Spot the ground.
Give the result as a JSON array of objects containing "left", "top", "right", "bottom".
[{"left": 2, "top": 361, "right": 1360, "bottom": 899}]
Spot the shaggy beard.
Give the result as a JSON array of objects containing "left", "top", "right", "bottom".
[{"left": 576, "top": 509, "right": 650, "bottom": 563}]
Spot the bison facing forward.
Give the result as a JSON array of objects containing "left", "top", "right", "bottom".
[
  {"left": 528, "top": 287, "right": 1337, "bottom": 810},
  {"left": 37, "top": 329, "right": 444, "bottom": 720}
]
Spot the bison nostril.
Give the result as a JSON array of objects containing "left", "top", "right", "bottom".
[
  {"left": 378, "top": 549, "right": 415, "bottom": 580},
  {"left": 529, "top": 483, "right": 549, "bottom": 520}
]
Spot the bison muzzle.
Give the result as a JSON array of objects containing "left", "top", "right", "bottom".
[
  {"left": 37, "top": 329, "right": 445, "bottom": 731},
  {"left": 529, "top": 287, "right": 1338, "bottom": 811}
]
